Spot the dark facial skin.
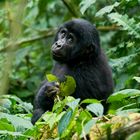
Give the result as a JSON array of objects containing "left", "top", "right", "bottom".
[
  {"left": 31, "top": 19, "right": 114, "bottom": 124},
  {"left": 51, "top": 27, "right": 77, "bottom": 62}
]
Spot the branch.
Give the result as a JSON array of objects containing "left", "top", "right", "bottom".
[
  {"left": 18, "top": 28, "right": 57, "bottom": 46},
  {"left": 0, "top": 28, "right": 57, "bottom": 53},
  {"left": 97, "top": 25, "right": 119, "bottom": 31}
]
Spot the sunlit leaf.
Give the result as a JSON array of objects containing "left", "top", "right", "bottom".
[
  {"left": 108, "top": 12, "right": 140, "bottom": 38},
  {"left": 86, "top": 103, "right": 104, "bottom": 117},
  {"left": 96, "top": 2, "right": 119, "bottom": 17},
  {"left": 0, "top": 120, "right": 15, "bottom": 131},
  {"left": 81, "top": 99, "right": 100, "bottom": 104},
  {"left": 108, "top": 89, "right": 140, "bottom": 103},
  {"left": 133, "top": 77, "right": 140, "bottom": 83},
  {"left": 80, "top": 119, "right": 97, "bottom": 138},
  {"left": 67, "top": 98, "right": 80, "bottom": 111},
  {"left": 42, "top": 112, "right": 57, "bottom": 129},
  {"left": 0, "top": 113, "right": 33, "bottom": 130},
  {"left": 80, "top": 0, "right": 96, "bottom": 14},
  {"left": 46, "top": 74, "right": 58, "bottom": 82}
]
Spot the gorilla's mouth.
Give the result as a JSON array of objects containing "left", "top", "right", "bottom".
[{"left": 52, "top": 52, "right": 63, "bottom": 58}]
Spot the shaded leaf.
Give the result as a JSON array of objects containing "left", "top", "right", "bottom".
[
  {"left": 58, "top": 110, "right": 73, "bottom": 136},
  {"left": 127, "top": 131, "right": 140, "bottom": 140},
  {"left": 60, "top": 76, "right": 76, "bottom": 96}
]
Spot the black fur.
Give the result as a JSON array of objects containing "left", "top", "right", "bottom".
[{"left": 31, "top": 19, "right": 114, "bottom": 124}]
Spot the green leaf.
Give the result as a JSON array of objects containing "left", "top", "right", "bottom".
[
  {"left": 46, "top": 74, "right": 58, "bottom": 82},
  {"left": 109, "top": 54, "right": 137, "bottom": 73},
  {"left": 0, "top": 130, "right": 30, "bottom": 138},
  {"left": 108, "top": 89, "right": 140, "bottom": 103},
  {"left": 80, "top": 0, "right": 96, "bottom": 14},
  {"left": 86, "top": 103, "right": 104, "bottom": 117},
  {"left": 81, "top": 99, "right": 100, "bottom": 104},
  {"left": 37, "top": 0, "right": 49, "bottom": 18},
  {"left": 0, "top": 113, "right": 33, "bottom": 130},
  {"left": 127, "top": 131, "right": 140, "bottom": 140},
  {"left": 96, "top": 2, "right": 119, "bottom": 17},
  {"left": 60, "top": 76, "right": 76, "bottom": 96},
  {"left": 58, "top": 110, "right": 73, "bottom": 137},
  {"left": 0, "top": 98, "right": 11, "bottom": 111},
  {"left": 133, "top": 77, "right": 140, "bottom": 83},
  {"left": 0, "top": 119, "right": 15, "bottom": 131},
  {"left": 108, "top": 12, "right": 140, "bottom": 38},
  {"left": 42, "top": 112, "right": 57, "bottom": 129},
  {"left": 80, "top": 119, "right": 97, "bottom": 138},
  {"left": 0, "top": 95, "right": 33, "bottom": 113},
  {"left": 67, "top": 98, "right": 80, "bottom": 111}
]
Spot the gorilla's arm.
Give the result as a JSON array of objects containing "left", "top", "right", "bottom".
[{"left": 31, "top": 81, "right": 56, "bottom": 124}]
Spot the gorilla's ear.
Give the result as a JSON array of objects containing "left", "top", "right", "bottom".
[{"left": 88, "top": 42, "right": 100, "bottom": 56}]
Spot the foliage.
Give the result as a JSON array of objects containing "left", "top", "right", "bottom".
[
  {"left": 0, "top": 0, "right": 140, "bottom": 139},
  {"left": 1, "top": 85, "right": 140, "bottom": 139}
]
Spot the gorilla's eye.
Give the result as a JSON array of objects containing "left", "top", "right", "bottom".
[
  {"left": 68, "top": 34, "right": 74, "bottom": 43},
  {"left": 60, "top": 29, "right": 67, "bottom": 38}
]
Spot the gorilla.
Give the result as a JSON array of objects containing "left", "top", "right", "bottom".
[{"left": 31, "top": 19, "right": 114, "bottom": 124}]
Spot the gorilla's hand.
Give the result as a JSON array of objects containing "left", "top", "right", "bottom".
[{"left": 39, "top": 81, "right": 59, "bottom": 98}]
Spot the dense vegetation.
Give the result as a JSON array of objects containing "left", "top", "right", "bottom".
[{"left": 0, "top": 0, "right": 140, "bottom": 139}]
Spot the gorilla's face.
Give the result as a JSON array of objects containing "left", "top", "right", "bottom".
[
  {"left": 51, "top": 27, "right": 76, "bottom": 62},
  {"left": 51, "top": 19, "right": 100, "bottom": 62}
]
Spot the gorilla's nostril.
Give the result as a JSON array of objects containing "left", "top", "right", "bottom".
[{"left": 57, "top": 44, "right": 62, "bottom": 48}]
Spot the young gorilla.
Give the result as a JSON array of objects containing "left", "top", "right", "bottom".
[{"left": 31, "top": 19, "right": 114, "bottom": 124}]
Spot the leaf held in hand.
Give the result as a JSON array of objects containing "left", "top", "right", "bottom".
[
  {"left": 46, "top": 74, "right": 58, "bottom": 82},
  {"left": 60, "top": 76, "right": 76, "bottom": 96}
]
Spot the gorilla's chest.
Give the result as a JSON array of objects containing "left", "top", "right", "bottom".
[
  {"left": 52, "top": 63, "right": 69, "bottom": 81},
  {"left": 52, "top": 62, "right": 96, "bottom": 86}
]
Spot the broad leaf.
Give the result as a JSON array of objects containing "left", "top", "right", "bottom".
[
  {"left": 60, "top": 76, "right": 76, "bottom": 96},
  {"left": 46, "top": 74, "right": 58, "bottom": 82},
  {"left": 58, "top": 110, "right": 73, "bottom": 136},
  {"left": 127, "top": 131, "right": 140, "bottom": 140},
  {"left": 96, "top": 2, "right": 119, "bottom": 17},
  {"left": 108, "top": 89, "right": 140, "bottom": 103},
  {"left": 133, "top": 77, "right": 140, "bottom": 83},
  {"left": 108, "top": 12, "right": 140, "bottom": 38},
  {"left": 80, "top": 0, "right": 96, "bottom": 14},
  {"left": 42, "top": 112, "right": 57, "bottom": 129},
  {"left": 80, "top": 119, "right": 97, "bottom": 138},
  {"left": 0, "top": 113, "right": 33, "bottom": 130},
  {"left": 0, "top": 120, "right": 15, "bottom": 131},
  {"left": 86, "top": 103, "right": 104, "bottom": 117},
  {"left": 67, "top": 98, "right": 80, "bottom": 111}
]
